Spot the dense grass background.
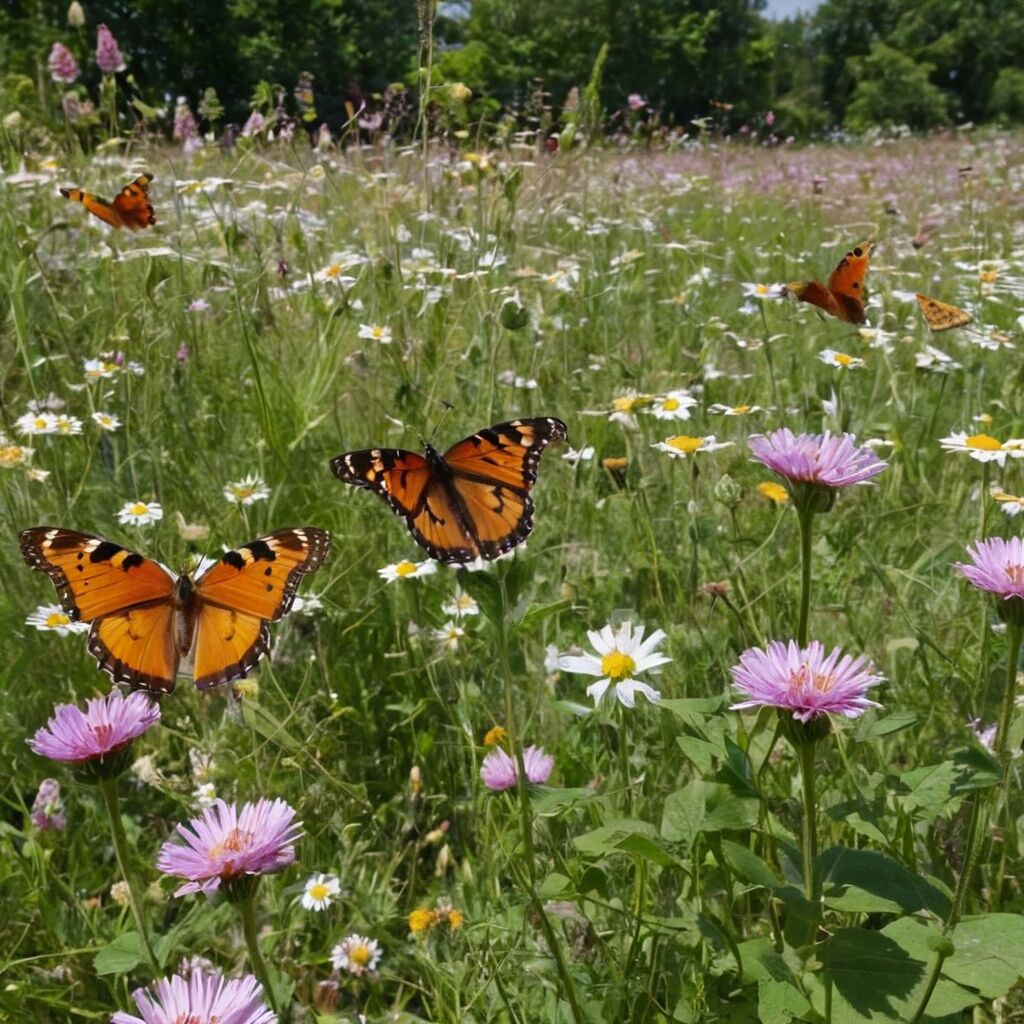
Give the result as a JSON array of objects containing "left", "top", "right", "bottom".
[{"left": 1, "top": 130, "right": 1024, "bottom": 1022}]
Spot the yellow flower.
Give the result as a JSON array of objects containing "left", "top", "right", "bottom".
[
  {"left": 483, "top": 725, "right": 507, "bottom": 747},
  {"left": 757, "top": 481, "right": 789, "bottom": 504},
  {"left": 409, "top": 908, "right": 438, "bottom": 934},
  {"left": 445, "top": 908, "right": 464, "bottom": 930}
]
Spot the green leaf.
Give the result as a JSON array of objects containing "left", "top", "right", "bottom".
[
  {"left": 661, "top": 782, "right": 759, "bottom": 846},
  {"left": 854, "top": 709, "right": 918, "bottom": 740},
  {"left": 573, "top": 819, "right": 683, "bottom": 867},
  {"left": 820, "top": 846, "right": 950, "bottom": 918},
  {"left": 675, "top": 734, "right": 718, "bottom": 773},
  {"left": 659, "top": 696, "right": 728, "bottom": 720},
  {"left": 895, "top": 761, "right": 959, "bottom": 816},
  {"left": 757, "top": 979, "right": 811, "bottom": 1024},
  {"left": 719, "top": 839, "right": 782, "bottom": 889},
  {"left": 539, "top": 872, "right": 573, "bottom": 899},
  {"left": 942, "top": 914, "right": 1024, "bottom": 998},
  {"left": 511, "top": 599, "right": 570, "bottom": 635},
  {"left": 952, "top": 743, "right": 1000, "bottom": 793},
  {"left": 94, "top": 931, "right": 145, "bottom": 975}
]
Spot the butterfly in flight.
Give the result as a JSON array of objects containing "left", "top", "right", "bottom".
[
  {"left": 20, "top": 526, "right": 329, "bottom": 693},
  {"left": 784, "top": 239, "right": 876, "bottom": 324},
  {"left": 915, "top": 293, "right": 972, "bottom": 332},
  {"left": 59, "top": 173, "right": 156, "bottom": 230},
  {"left": 331, "top": 417, "right": 568, "bottom": 564}
]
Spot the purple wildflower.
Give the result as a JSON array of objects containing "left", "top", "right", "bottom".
[
  {"left": 241, "top": 111, "right": 265, "bottom": 138},
  {"left": 47, "top": 42, "right": 80, "bottom": 84},
  {"left": 95, "top": 23, "right": 126, "bottom": 74},
  {"left": 31, "top": 777, "right": 66, "bottom": 830},
  {"left": 730, "top": 640, "right": 883, "bottom": 722},
  {"left": 29, "top": 690, "right": 160, "bottom": 763},
  {"left": 764, "top": 110, "right": 776, "bottom": 127},
  {"left": 173, "top": 98, "right": 199, "bottom": 148},
  {"left": 111, "top": 968, "right": 276, "bottom": 1024},
  {"left": 157, "top": 798, "right": 302, "bottom": 897},
  {"left": 748, "top": 429, "right": 888, "bottom": 489},
  {"left": 955, "top": 537, "right": 1024, "bottom": 600},
  {"left": 175, "top": 342, "right": 190, "bottom": 363},
  {"left": 480, "top": 745, "right": 554, "bottom": 792},
  {"left": 627, "top": 93, "right": 647, "bottom": 112}
]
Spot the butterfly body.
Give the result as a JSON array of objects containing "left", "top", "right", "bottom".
[
  {"left": 785, "top": 239, "right": 875, "bottom": 324},
  {"left": 331, "top": 417, "right": 568, "bottom": 563},
  {"left": 59, "top": 173, "right": 156, "bottom": 230},
  {"left": 21, "top": 526, "right": 329, "bottom": 693}
]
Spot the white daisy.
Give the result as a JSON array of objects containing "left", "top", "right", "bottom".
[
  {"left": 358, "top": 323, "right": 392, "bottom": 344},
  {"left": 25, "top": 603, "right": 89, "bottom": 636},
  {"left": 441, "top": 590, "right": 479, "bottom": 618},
  {"left": 26, "top": 467, "right": 50, "bottom": 482},
  {"left": 740, "top": 282, "right": 785, "bottom": 300},
  {"left": 651, "top": 434, "right": 735, "bottom": 459},
  {"left": 562, "top": 446, "right": 595, "bottom": 465},
  {"left": 818, "top": 349, "right": 865, "bottom": 370},
  {"left": 378, "top": 559, "right": 437, "bottom": 582},
  {"left": 331, "top": 934, "right": 381, "bottom": 977},
  {"left": 557, "top": 622, "right": 670, "bottom": 708},
  {"left": 15, "top": 412, "right": 59, "bottom": 436},
  {"left": 83, "top": 358, "right": 120, "bottom": 379},
  {"left": 53, "top": 415, "right": 83, "bottom": 436},
  {"left": 938, "top": 432, "right": 1019, "bottom": 466},
  {"left": 117, "top": 500, "right": 163, "bottom": 526},
  {"left": 646, "top": 390, "right": 699, "bottom": 421},
  {"left": 223, "top": 474, "right": 271, "bottom": 505},
  {"left": 708, "top": 403, "right": 762, "bottom": 416},
  {"left": 991, "top": 485, "right": 1024, "bottom": 516},
  {"left": 433, "top": 621, "right": 466, "bottom": 651},
  {"left": 92, "top": 411, "right": 122, "bottom": 431},
  {"left": 301, "top": 873, "right": 341, "bottom": 911},
  {"left": 192, "top": 782, "right": 217, "bottom": 808}
]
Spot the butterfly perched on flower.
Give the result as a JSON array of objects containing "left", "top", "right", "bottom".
[
  {"left": 784, "top": 239, "right": 876, "bottom": 324},
  {"left": 331, "top": 417, "right": 568, "bottom": 564},
  {"left": 915, "top": 293, "right": 972, "bottom": 332},
  {"left": 59, "top": 173, "right": 156, "bottom": 230},
  {"left": 20, "top": 526, "right": 329, "bottom": 693}
]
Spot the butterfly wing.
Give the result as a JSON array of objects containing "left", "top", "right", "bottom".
[
  {"left": 330, "top": 448, "right": 433, "bottom": 519},
  {"left": 441, "top": 417, "right": 568, "bottom": 561},
  {"left": 20, "top": 527, "right": 180, "bottom": 691},
  {"left": 784, "top": 279, "right": 839, "bottom": 318},
  {"left": 916, "top": 293, "right": 972, "bottom": 332},
  {"left": 192, "top": 527, "right": 330, "bottom": 687},
  {"left": 59, "top": 187, "right": 121, "bottom": 227},
  {"left": 824, "top": 239, "right": 874, "bottom": 323},
  {"left": 111, "top": 173, "right": 156, "bottom": 230}
]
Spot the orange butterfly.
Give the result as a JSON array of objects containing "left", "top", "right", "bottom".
[
  {"left": 784, "top": 239, "right": 876, "bottom": 324},
  {"left": 59, "top": 173, "right": 156, "bottom": 230},
  {"left": 20, "top": 526, "right": 329, "bottom": 693},
  {"left": 331, "top": 417, "right": 567, "bottom": 564},
  {"left": 915, "top": 293, "right": 972, "bottom": 332}
]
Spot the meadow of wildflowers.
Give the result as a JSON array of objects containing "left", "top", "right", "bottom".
[{"left": 2, "top": 118, "right": 1024, "bottom": 1024}]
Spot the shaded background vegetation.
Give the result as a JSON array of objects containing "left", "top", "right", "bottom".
[{"left": 2, "top": 0, "right": 1024, "bottom": 139}]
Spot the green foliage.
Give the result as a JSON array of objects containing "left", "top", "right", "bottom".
[
  {"left": 989, "top": 67, "right": 1024, "bottom": 122},
  {"left": 844, "top": 42, "right": 948, "bottom": 132}
]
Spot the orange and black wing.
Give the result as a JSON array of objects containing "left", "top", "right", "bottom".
[
  {"left": 192, "top": 527, "right": 330, "bottom": 688},
  {"left": 60, "top": 173, "right": 155, "bottom": 229},
  {"left": 786, "top": 240, "right": 874, "bottom": 324},
  {"left": 110, "top": 173, "right": 156, "bottom": 230},
  {"left": 915, "top": 293, "right": 972, "bottom": 332},
  {"left": 20, "top": 526, "right": 180, "bottom": 691}
]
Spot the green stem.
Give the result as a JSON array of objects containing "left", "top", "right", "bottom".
[
  {"left": 994, "top": 620, "right": 1023, "bottom": 799},
  {"left": 98, "top": 776, "right": 160, "bottom": 976},
  {"left": 796, "top": 506, "right": 814, "bottom": 648},
  {"left": 798, "top": 738, "right": 819, "bottom": 903},
  {"left": 618, "top": 703, "right": 633, "bottom": 814},
  {"left": 239, "top": 894, "right": 278, "bottom": 1014},
  {"left": 495, "top": 580, "right": 585, "bottom": 1024}
]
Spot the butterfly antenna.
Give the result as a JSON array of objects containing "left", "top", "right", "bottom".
[{"left": 425, "top": 401, "right": 456, "bottom": 444}]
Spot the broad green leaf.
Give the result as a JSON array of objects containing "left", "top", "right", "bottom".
[
  {"left": 539, "top": 872, "right": 573, "bottom": 899},
  {"left": 952, "top": 743, "right": 1000, "bottom": 793},
  {"left": 676, "top": 734, "right": 718, "bottom": 773},
  {"left": 511, "top": 599, "right": 570, "bottom": 634},
  {"left": 531, "top": 787, "right": 596, "bottom": 814},
  {"left": 736, "top": 937, "right": 798, "bottom": 985},
  {"left": 661, "top": 782, "right": 759, "bottom": 846},
  {"left": 895, "top": 761, "right": 959, "bottom": 816},
  {"left": 719, "top": 839, "right": 782, "bottom": 889},
  {"left": 94, "top": 931, "right": 145, "bottom": 975},
  {"left": 854, "top": 709, "right": 918, "bottom": 740},
  {"left": 820, "top": 846, "right": 950, "bottom": 918},
  {"left": 758, "top": 979, "right": 811, "bottom": 1024},
  {"left": 942, "top": 914, "right": 1024, "bottom": 998}
]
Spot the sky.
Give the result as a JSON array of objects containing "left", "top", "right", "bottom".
[{"left": 762, "top": 0, "right": 822, "bottom": 18}]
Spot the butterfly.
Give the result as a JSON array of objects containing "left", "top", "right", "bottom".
[
  {"left": 915, "top": 293, "right": 972, "bottom": 332},
  {"left": 20, "top": 526, "right": 330, "bottom": 693},
  {"left": 784, "top": 239, "right": 876, "bottom": 324},
  {"left": 59, "top": 173, "right": 156, "bottom": 230},
  {"left": 330, "top": 417, "right": 568, "bottom": 564}
]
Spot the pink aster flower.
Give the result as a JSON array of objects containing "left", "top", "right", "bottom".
[
  {"left": 730, "top": 640, "right": 883, "bottom": 722},
  {"left": 955, "top": 537, "right": 1024, "bottom": 601},
  {"left": 157, "top": 797, "right": 302, "bottom": 897},
  {"left": 111, "top": 968, "right": 276, "bottom": 1024},
  {"left": 627, "top": 93, "right": 646, "bottom": 112},
  {"left": 48, "top": 42, "right": 80, "bottom": 84},
  {"left": 748, "top": 430, "right": 887, "bottom": 490},
  {"left": 29, "top": 690, "right": 160, "bottom": 764},
  {"left": 95, "top": 23, "right": 126, "bottom": 74},
  {"left": 480, "top": 745, "right": 554, "bottom": 792},
  {"left": 31, "top": 777, "right": 66, "bottom": 830}
]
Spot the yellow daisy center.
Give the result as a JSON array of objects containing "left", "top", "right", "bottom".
[
  {"left": 372, "top": 325, "right": 384, "bottom": 338},
  {"left": 966, "top": 434, "right": 1003, "bottom": 451},
  {"left": 666, "top": 435, "right": 705, "bottom": 454},
  {"left": 612, "top": 396, "right": 638, "bottom": 412},
  {"left": 602, "top": 650, "right": 636, "bottom": 681},
  {"left": 34, "top": 418, "right": 48, "bottom": 429},
  {"left": 395, "top": 561, "right": 417, "bottom": 577},
  {"left": 324, "top": 263, "right": 344, "bottom": 278},
  {"left": 349, "top": 943, "right": 372, "bottom": 966},
  {"left": 46, "top": 612, "right": 70, "bottom": 628},
  {"left": 979, "top": 269, "right": 999, "bottom": 283},
  {"left": 755, "top": 284, "right": 769, "bottom": 296},
  {"left": 662, "top": 398, "right": 680, "bottom": 411},
  {"left": 232, "top": 486, "right": 257, "bottom": 499},
  {"left": 129, "top": 502, "right": 149, "bottom": 516},
  {"left": 833, "top": 352, "right": 856, "bottom": 366},
  {"left": 309, "top": 883, "right": 330, "bottom": 901},
  {"left": 732, "top": 405, "right": 751, "bottom": 414}
]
